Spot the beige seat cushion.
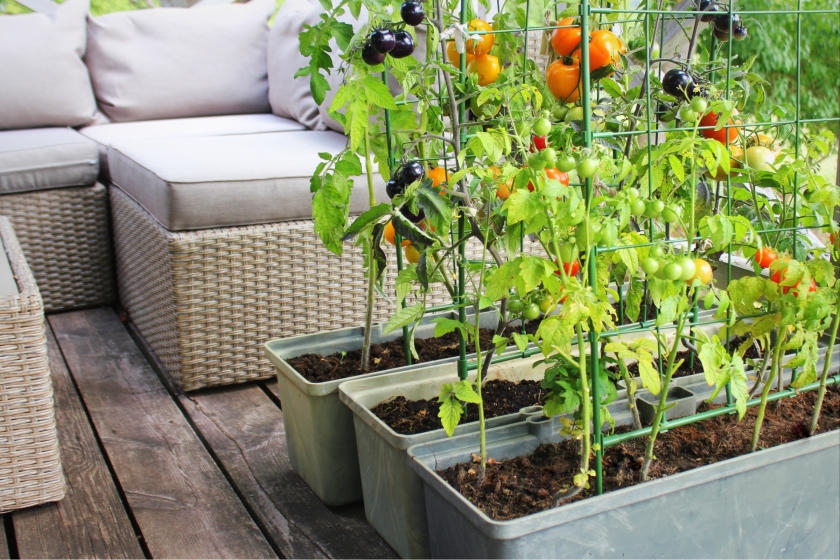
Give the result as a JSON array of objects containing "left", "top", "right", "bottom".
[
  {"left": 81, "top": 113, "right": 305, "bottom": 180},
  {"left": 0, "top": 128, "right": 99, "bottom": 194},
  {"left": 107, "top": 130, "right": 386, "bottom": 231}
]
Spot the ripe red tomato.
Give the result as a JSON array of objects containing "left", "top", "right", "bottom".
[
  {"left": 754, "top": 247, "right": 778, "bottom": 269},
  {"left": 770, "top": 266, "right": 817, "bottom": 295},
  {"left": 699, "top": 111, "right": 738, "bottom": 144},
  {"left": 556, "top": 259, "right": 581, "bottom": 277}
]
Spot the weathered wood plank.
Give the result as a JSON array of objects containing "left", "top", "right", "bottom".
[
  {"left": 49, "top": 309, "right": 277, "bottom": 559},
  {"left": 181, "top": 383, "right": 395, "bottom": 559},
  {"left": 11, "top": 325, "right": 144, "bottom": 559},
  {"left": 0, "top": 517, "right": 10, "bottom": 558}
]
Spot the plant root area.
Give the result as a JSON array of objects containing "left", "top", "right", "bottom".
[{"left": 439, "top": 385, "right": 840, "bottom": 521}]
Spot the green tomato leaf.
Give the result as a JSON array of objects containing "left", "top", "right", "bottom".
[{"left": 454, "top": 379, "right": 482, "bottom": 404}]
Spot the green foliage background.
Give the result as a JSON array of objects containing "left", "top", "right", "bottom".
[{"left": 727, "top": 0, "right": 840, "bottom": 136}]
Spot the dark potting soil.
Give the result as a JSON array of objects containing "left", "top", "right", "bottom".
[
  {"left": 439, "top": 385, "right": 840, "bottom": 521},
  {"left": 372, "top": 379, "right": 547, "bottom": 435},
  {"left": 288, "top": 321, "right": 538, "bottom": 384}
]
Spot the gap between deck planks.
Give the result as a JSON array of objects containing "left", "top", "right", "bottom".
[{"left": 2, "top": 307, "right": 395, "bottom": 559}]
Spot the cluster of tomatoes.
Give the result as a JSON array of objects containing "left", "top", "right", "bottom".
[
  {"left": 384, "top": 161, "right": 449, "bottom": 263},
  {"left": 361, "top": 1, "right": 424, "bottom": 65},
  {"left": 546, "top": 17, "right": 626, "bottom": 102},
  {"left": 446, "top": 18, "right": 501, "bottom": 86},
  {"left": 754, "top": 247, "right": 818, "bottom": 296},
  {"left": 693, "top": 0, "right": 749, "bottom": 42}
]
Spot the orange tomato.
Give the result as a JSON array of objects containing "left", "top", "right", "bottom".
[
  {"left": 466, "top": 18, "right": 494, "bottom": 55},
  {"left": 467, "top": 54, "right": 501, "bottom": 86},
  {"left": 546, "top": 57, "right": 581, "bottom": 102},
  {"left": 550, "top": 17, "right": 582, "bottom": 57},
  {"left": 404, "top": 243, "right": 421, "bottom": 264},
  {"left": 706, "top": 144, "right": 743, "bottom": 180},
  {"left": 427, "top": 167, "right": 448, "bottom": 192},
  {"left": 383, "top": 220, "right": 411, "bottom": 247},
  {"left": 446, "top": 41, "right": 474, "bottom": 67},
  {"left": 700, "top": 111, "right": 739, "bottom": 144},
  {"left": 573, "top": 29, "right": 625, "bottom": 74},
  {"left": 545, "top": 167, "right": 570, "bottom": 186}
]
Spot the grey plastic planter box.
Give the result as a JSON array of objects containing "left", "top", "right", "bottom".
[
  {"left": 263, "top": 312, "right": 500, "bottom": 506},
  {"left": 636, "top": 385, "right": 697, "bottom": 424},
  {"left": 338, "top": 354, "right": 643, "bottom": 559},
  {"left": 337, "top": 354, "right": 553, "bottom": 558},
  {"left": 408, "top": 419, "right": 840, "bottom": 559}
]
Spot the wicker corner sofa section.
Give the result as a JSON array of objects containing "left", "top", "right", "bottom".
[
  {"left": 0, "top": 217, "right": 66, "bottom": 512},
  {"left": 1, "top": 0, "right": 416, "bottom": 391}
]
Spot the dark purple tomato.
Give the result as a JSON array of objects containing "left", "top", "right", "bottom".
[
  {"left": 662, "top": 68, "right": 696, "bottom": 101},
  {"left": 362, "top": 43, "right": 386, "bottom": 65},
  {"left": 400, "top": 1, "right": 425, "bottom": 26},
  {"left": 369, "top": 28, "right": 396, "bottom": 53},
  {"left": 400, "top": 204, "right": 425, "bottom": 223},
  {"left": 397, "top": 160, "right": 424, "bottom": 185},
  {"left": 386, "top": 178, "right": 405, "bottom": 199},
  {"left": 732, "top": 25, "right": 748, "bottom": 40},
  {"left": 389, "top": 30, "right": 415, "bottom": 58}
]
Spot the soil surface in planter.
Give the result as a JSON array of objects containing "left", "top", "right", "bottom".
[
  {"left": 289, "top": 321, "right": 538, "bottom": 383},
  {"left": 440, "top": 385, "right": 840, "bottom": 521},
  {"left": 373, "top": 379, "right": 547, "bottom": 435}
]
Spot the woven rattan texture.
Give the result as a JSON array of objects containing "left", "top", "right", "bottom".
[
  {"left": 111, "top": 188, "right": 403, "bottom": 391},
  {"left": 0, "top": 217, "right": 65, "bottom": 513},
  {"left": 0, "top": 184, "right": 115, "bottom": 312}
]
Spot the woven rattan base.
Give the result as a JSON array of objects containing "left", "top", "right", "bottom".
[
  {"left": 0, "top": 217, "right": 65, "bottom": 513},
  {"left": 0, "top": 184, "right": 115, "bottom": 313},
  {"left": 110, "top": 187, "right": 409, "bottom": 392}
]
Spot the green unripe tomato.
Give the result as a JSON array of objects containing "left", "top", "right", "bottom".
[
  {"left": 650, "top": 244, "right": 667, "bottom": 260},
  {"left": 540, "top": 147, "right": 557, "bottom": 167},
  {"left": 640, "top": 256, "right": 660, "bottom": 275},
  {"left": 528, "top": 152, "right": 547, "bottom": 171},
  {"left": 556, "top": 153, "right": 576, "bottom": 172},
  {"left": 659, "top": 261, "right": 684, "bottom": 281},
  {"left": 678, "top": 105, "right": 698, "bottom": 123},
  {"left": 677, "top": 256, "right": 697, "bottom": 281},
  {"left": 523, "top": 302, "right": 541, "bottom": 321},
  {"left": 644, "top": 199, "right": 665, "bottom": 218},
  {"left": 564, "top": 106, "right": 585, "bottom": 122},
  {"left": 661, "top": 204, "right": 680, "bottom": 224},
  {"left": 577, "top": 157, "right": 598, "bottom": 179},
  {"left": 598, "top": 222, "right": 618, "bottom": 247},
  {"left": 690, "top": 96, "right": 708, "bottom": 114},
  {"left": 630, "top": 197, "right": 647, "bottom": 217},
  {"left": 533, "top": 116, "right": 552, "bottom": 138}
]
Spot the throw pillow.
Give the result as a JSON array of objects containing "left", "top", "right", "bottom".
[
  {"left": 0, "top": 0, "right": 98, "bottom": 130},
  {"left": 85, "top": 0, "right": 275, "bottom": 122}
]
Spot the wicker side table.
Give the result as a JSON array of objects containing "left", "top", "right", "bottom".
[{"left": 0, "top": 216, "right": 65, "bottom": 513}]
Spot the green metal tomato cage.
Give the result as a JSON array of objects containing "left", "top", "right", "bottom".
[{"left": 374, "top": 0, "right": 839, "bottom": 495}]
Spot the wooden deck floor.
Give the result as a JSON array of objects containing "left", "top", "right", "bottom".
[{"left": 0, "top": 307, "right": 396, "bottom": 559}]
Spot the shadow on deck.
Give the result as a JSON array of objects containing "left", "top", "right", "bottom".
[{"left": 0, "top": 307, "right": 395, "bottom": 559}]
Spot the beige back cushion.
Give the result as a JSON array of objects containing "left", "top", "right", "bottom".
[
  {"left": 85, "top": 0, "right": 275, "bottom": 122},
  {"left": 0, "top": 0, "right": 98, "bottom": 129}
]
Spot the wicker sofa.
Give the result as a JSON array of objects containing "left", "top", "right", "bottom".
[{"left": 0, "top": 0, "right": 400, "bottom": 391}]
